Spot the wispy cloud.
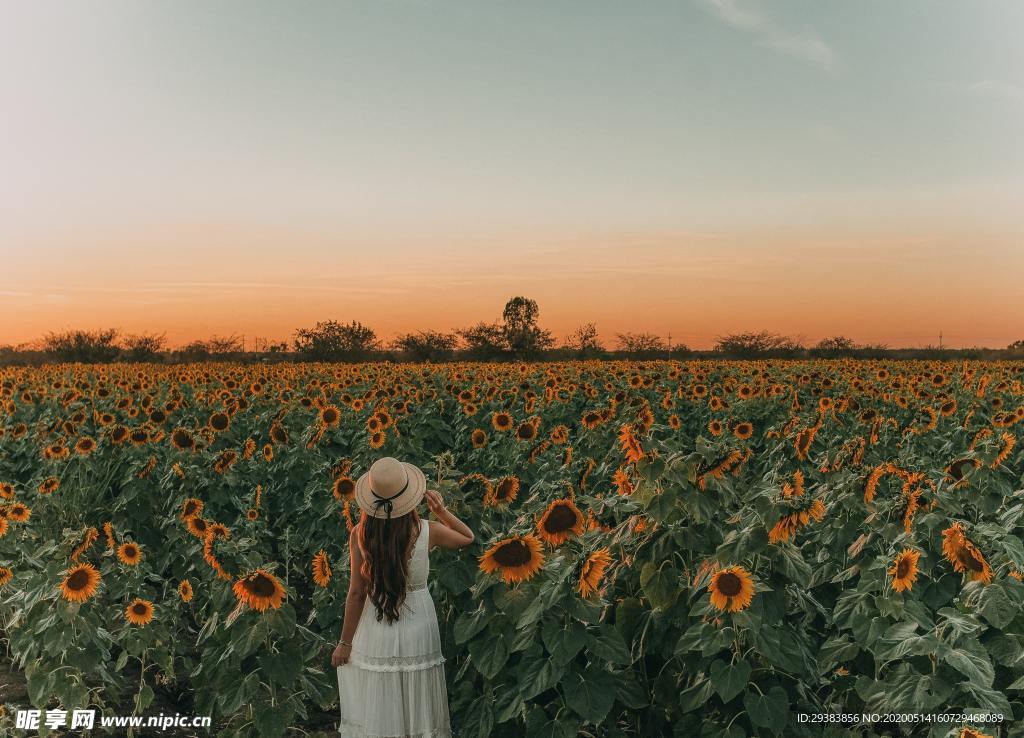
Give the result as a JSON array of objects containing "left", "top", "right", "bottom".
[
  {"left": 697, "top": 0, "right": 835, "bottom": 71},
  {"left": 969, "top": 79, "right": 1024, "bottom": 106}
]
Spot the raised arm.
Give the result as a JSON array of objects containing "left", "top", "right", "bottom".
[{"left": 424, "top": 489, "right": 474, "bottom": 549}]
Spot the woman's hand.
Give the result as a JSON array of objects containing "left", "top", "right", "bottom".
[
  {"left": 424, "top": 489, "right": 447, "bottom": 518},
  {"left": 331, "top": 641, "right": 352, "bottom": 667}
]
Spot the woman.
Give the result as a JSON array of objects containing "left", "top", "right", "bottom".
[{"left": 332, "top": 456, "right": 474, "bottom": 738}]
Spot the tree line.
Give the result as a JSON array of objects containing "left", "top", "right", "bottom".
[{"left": 3, "top": 296, "right": 1023, "bottom": 364}]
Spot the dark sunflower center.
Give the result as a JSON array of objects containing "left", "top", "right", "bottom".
[
  {"left": 517, "top": 424, "right": 535, "bottom": 439},
  {"left": 184, "top": 502, "right": 199, "bottom": 515},
  {"left": 717, "top": 572, "right": 742, "bottom": 597},
  {"left": 958, "top": 548, "right": 984, "bottom": 572},
  {"left": 173, "top": 430, "right": 192, "bottom": 446},
  {"left": 496, "top": 480, "right": 516, "bottom": 500},
  {"left": 211, "top": 414, "right": 228, "bottom": 430},
  {"left": 492, "top": 540, "right": 532, "bottom": 567},
  {"left": 246, "top": 574, "right": 277, "bottom": 597},
  {"left": 67, "top": 569, "right": 90, "bottom": 590},
  {"left": 543, "top": 504, "right": 578, "bottom": 533},
  {"left": 896, "top": 558, "right": 911, "bottom": 579},
  {"left": 132, "top": 603, "right": 148, "bottom": 615},
  {"left": 123, "top": 545, "right": 137, "bottom": 558}
]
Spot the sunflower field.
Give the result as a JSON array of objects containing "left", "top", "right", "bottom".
[{"left": 1, "top": 360, "right": 1023, "bottom": 738}]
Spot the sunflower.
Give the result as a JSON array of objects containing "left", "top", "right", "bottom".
[
  {"left": 889, "top": 548, "right": 920, "bottom": 592},
  {"left": 942, "top": 523, "right": 993, "bottom": 584},
  {"left": 492, "top": 412, "right": 513, "bottom": 432},
  {"left": 178, "top": 579, "right": 194, "bottom": 603},
  {"left": 333, "top": 476, "right": 356, "bottom": 501},
  {"left": 479, "top": 534, "right": 545, "bottom": 584},
  {"left": 233, "top": 569, "right": 287, "bottom": 611},
  {"left": 485, "top": 476, "right": 520, "bottom": 506},
  {"left": 613, "top": 466, "right": 634, "bottom": 496},
  {"left": 262, "top": 443, "right": 274, "bottom": 462},
  {"left": 668, "top": 414, "right": 682, "bottom": 430},
  {"left": 74, "top": 436, "right": 97, "bottom": 455},
  {"left": 708, "top": 566, "right": 755, "bottom": 613},
  {"left": 170, "top": 428, "right": 195, "bottom": 451},
  {"left": 369, "top": 430, "right": 386, "bottom": 449},
  {"left": 180, "top": 498, "right": 204, "bottom": 521},
  {"left": 863, "top": 464, "right": 887, "bottom": 503},
  {"left": 0, "top": 517, "right": 7, "bottom": 537},
  {"left": 108, "top": 425, "right": 129, "bottom": 445},
  {"left": 732, "top": 422, "right": 753, "bottom": 440},
  {"left": 186, "top": 516, "right": 209, "bottom": 539},
  {"left": 117, "top": 542, "right": 143, "bottom": 566},
  {"left": 270, "top": 423, "right": 289, "bottom": 444},
  {"left": 549, "top": 425, "right": 570, "bottom": 444},
  {"left": 991, "top": 431, "right": 1016, "bottom": 469},
  {"left": 246, "top": 508, "right": 259, "bottom": 520},
  {"left": 208, "top": 412, "right": 230, "bottom": 432},
  {"left": 708, "top": 419, "right": 723, "bottom": 436},
  {"left": 515, "top": 421, "right": 537, "bottom": 441},
  {"left": 618, "top": 424, "right": 644, "bottom": 463},
  {"left": 768, "top": 499, "right": 826, "bottom": 543},
  {"left": 459, "top": 473, "right": 493, "bottom": 501},
  {"left": 0, "top": 482, "right": 13, "bottom": 499},
  {"left": 782, "top": 470, "right": 805, "bottom": 498},
  {"left": 59, "top": 563, "right": 101, "bottom": 603},
  {"left": 7, "top": 502, "right": 30, "bottom": 522},
  {"left": 125, "top": 598, "right": 155, "bottom": 626},
  {"left": 312, "top": 550, "right": 332, "bottom": 587},
  {"left": 470, "top": 429, "right": 488, "bottom": 449},
  {"left": 38, "top": 476, "right": 60, "bottom": 495},
  {"left": 320, "top": 405, "right": 341, "bottom": 427},
  {"left": 536, "top": 498, "right": 585, "bottom": 546},
  {"left": 578, "top": 547, "right": 612, "bottom": 598},
  {"left": 71, "top": 527, "right": 98, "bottom": 561},
  {"left": 0, "top": 566, "right": 12, "bottom": 587},
  {"left": 242, "top": 438, "right": 257, "bottom": 459}
]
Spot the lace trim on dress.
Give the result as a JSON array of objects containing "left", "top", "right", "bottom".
[
  {"left": 348, "top": 653, "right": 446, "bottom": 673},
  {"left": 338, "top": 717, "right": 453, "bottom": 738}
]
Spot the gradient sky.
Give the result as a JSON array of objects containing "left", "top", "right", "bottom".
[{"left": 2, "top": 0, "right": 1023, "bottom": 349}]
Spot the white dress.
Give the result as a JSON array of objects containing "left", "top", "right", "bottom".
[{"left": 337, "top": 520, "right": 452, "bottom": 738}]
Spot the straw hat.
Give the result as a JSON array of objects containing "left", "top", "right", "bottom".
[{"left": 354, "top": 457, "right": 427, "bottom": 522}]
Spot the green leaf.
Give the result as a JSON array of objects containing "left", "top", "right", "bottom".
[
  {"left": 614, "top": 597, "right": 644, "bottom": 641},
  {"left": 464, "top": 691, "right": 495, "bottom": 736},
  {"left": 518, "top": 651, "right": 564, "bottom": 701},
  {"left": 939, "top": 639, "right": 994, "bottom": 688},
  {"left": 710, "top": 659, "right": 751, "bottom": 704},
  {"left": 542, "top": 619, "right": 587, "bottom": 666},
  {"left": 743, "top": 686, "right": 789, "bottom": 734},
  {"left": 454, "top": 606, "right": 490, "bottom": 644},
  {"left": 561, "top": 668, "right": 617, "bottom": 724},
  {"left": 614, "top": 670, "right": 648, "bottom": 710},
  {"left": 134, "top": 684, "right": 155, "bottom": 712},
  {"left": 252, "top": 702, "right": 294, "bottom": 738},
  {"left": 258, "top": 641, "right": 303, "bottom": 688},
  {"left": 640, "top": 562, "right": 679, "bottom": 611},
  {"left": 469, "top": 635, "right": 509, "bottom": 679},
  {"left": 979, "top": 584, "right": 1016, "bottom": 628},
  {"left": 678, "top": 677, "right": 714, "bottom": 713},
  {"left": 587, "top": 625, "right": 631, "bottom": 665}
]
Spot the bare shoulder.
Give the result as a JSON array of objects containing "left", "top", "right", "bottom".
[{"left": 426, "top": 518, "right": 473, "bottom": 550}]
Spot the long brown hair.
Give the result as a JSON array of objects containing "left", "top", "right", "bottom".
[{"left": 358, "top": 509, "right": 421, "bottom": 624}]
